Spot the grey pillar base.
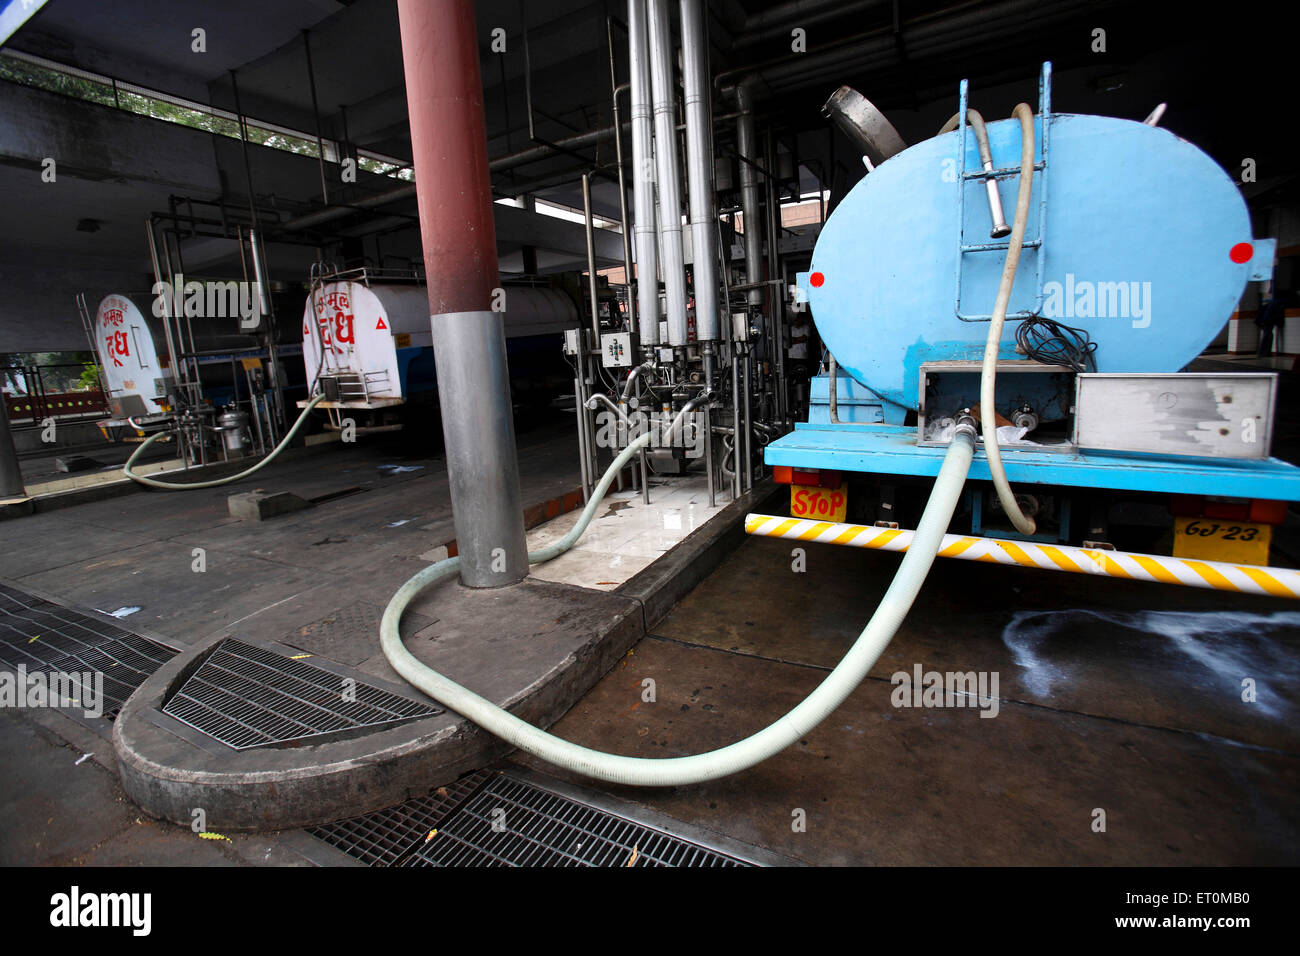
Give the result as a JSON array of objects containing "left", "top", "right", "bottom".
[{"left": 430, "top": 309, "right": 528, "bottom": 588}]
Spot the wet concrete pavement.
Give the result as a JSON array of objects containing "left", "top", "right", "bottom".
[
  {"left": 511, "top": 533, "right": 1300, "bottom": 865},
  {"left": 3, "top": 410, "right": 1298, "bottom": 865}
]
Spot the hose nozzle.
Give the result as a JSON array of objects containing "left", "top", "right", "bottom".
[{"left": 985, "top": 175, "right": 1011, "bottom": 238}]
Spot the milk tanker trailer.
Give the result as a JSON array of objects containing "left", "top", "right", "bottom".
[
  {"left": 299, "top": 270, "right": 580, "bottom": 427},
  {"left": 86, "top": 291, "right": 301, "bottom": 452},
  {"left": 754, "top": 64, "right": 1300, "bottom": 596}
]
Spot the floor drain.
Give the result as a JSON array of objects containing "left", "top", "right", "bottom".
[
  {"left": 403, "top": 773, "right": 752, "bottom": 867},
  {"left": 308, "top": 770, "right": 494, "bottom": 866},
  {"left": 0, "top": 583, "right": 177, "bottom": 720},
  {"left": 161, "top": 638, "right": 441, "bottom": 749}
]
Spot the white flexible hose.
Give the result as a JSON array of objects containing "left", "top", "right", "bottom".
[
  {"left": 980, "top": 103, "right": 1037, "bottom": 536},
  {"left": 122, "top": 393, "right": 326, "bottom": 490},
  {"left": 381, "top": 426, "right": 976, "bottom": 787}
]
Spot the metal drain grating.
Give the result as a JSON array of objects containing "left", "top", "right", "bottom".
[
  {"left": 0, "top": 583, "right": 177, "bottom": 720},
  {"left": 308, "top": 770, "right": 494, "bottom": 866},
  {"left": 402, "top": 774, "right": 752, "bottom": 867},
  {"left": 162, "top": 638, "right": 441, "bottom": 749}
]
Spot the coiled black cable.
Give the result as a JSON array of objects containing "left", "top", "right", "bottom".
[{"left": 1015, "top": 315, "right": 1098, "bottom": 372}]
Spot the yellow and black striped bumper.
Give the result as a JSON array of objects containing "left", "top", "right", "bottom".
[{"left": 744, "top": 514, "right": 1300, "bottom": 599}]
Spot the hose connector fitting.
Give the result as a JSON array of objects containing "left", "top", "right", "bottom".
[{"left": 953, "top": 409, "right": 979, "bottom": 441}]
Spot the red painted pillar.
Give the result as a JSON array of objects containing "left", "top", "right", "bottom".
[
  {"left": 397, "top": 0, "right": 499, "bottom": 313},
  {"left": 396, "top": 0, "right": 528, "bottom": 587}
]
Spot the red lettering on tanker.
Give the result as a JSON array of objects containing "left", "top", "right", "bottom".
[
  {"left": 334, "top": 310, "right": 354, "bottom": 344},
  {"left": 312, "top": 290, "right": 355, "bottom": 354},
  {"left": 105, "top": 330, "right": 130, "bottom": 367}
]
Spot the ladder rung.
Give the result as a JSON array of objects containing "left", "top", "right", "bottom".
[
  {"left": 961, "top": 239, "right": 1043, "bottom": 253},
  {"left": 961, "top": 161, "right": 1046, "bottom": 180},
  {"left": 957, "top": 310, "right": 1038, "bottom": 322}
]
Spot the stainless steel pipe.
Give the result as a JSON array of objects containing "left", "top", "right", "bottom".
[
  {"left": 646, "top": 0, "right": 689, "bottom": 347},
  {"left": 735, "top": 81, "right": 765, "bottom": 308},
  {"left": 628, "top": 0, "right": 661, "bottom": 348},
  {"left": 680, "top": 0, "right": 719, "bottom": 343},
  {"left": 428, "top": 311, "right": 530, "bottom": 587}
]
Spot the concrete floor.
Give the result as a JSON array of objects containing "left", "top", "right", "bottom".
[
  {"left": 2, "top": 406, "right": 1299, "bottom": 865},
  {"left": 511, "top": 534, "right": 1300, "bottom": 866},
  {"left": 0, "top": 420, "right": 581, "bottom": 646}
]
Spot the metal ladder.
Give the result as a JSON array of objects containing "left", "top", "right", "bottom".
[
  {"left": 954, "top": 61, "right": 1053, "bottom": 322},
  {"left": 74, "top": 292, "right": 119, "bottom": 411},
  {"left": 306, "top": 261, "right": 343, "bottom": 381}
]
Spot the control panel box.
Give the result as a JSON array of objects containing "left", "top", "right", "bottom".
[{"left": 600, "top": 331, "right": 633, "bottom": 368}]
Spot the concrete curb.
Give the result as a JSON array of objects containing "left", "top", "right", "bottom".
[
  {"left": 99, "top": 475, "right": 773, "bottom": 831},
  {"left": 112, "top": 578, "right": 645, "bottom": 831},
  {"left": 3, "top": 438, "right": 343, "bottom": 521}
]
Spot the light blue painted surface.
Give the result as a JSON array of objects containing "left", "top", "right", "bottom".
[
  {"left": 807, "top": 374, "right": 895, "bottom": 424},
  {"left": 770, "top": 70, "right": 1300, "bottom": 503},
  {"left": 767, "top": 422, "right": 1300, "bottom": 501},
  {"left": 807, "top": 113, "right": 1256, "bottom": 413},
  {"left": 0, "top": 0, "right": 52, "bottom": 45}
]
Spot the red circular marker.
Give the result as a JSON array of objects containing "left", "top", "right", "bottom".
[
  {"left": 810, "top": 271, "right": 825, "bottom": 287},
  {"left": 1229, "top": 242, "right": 1253, "bottom": 264}
]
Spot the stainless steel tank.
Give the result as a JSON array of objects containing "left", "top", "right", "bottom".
[{"left": 217, "top": 406, "right": 251, "bottom": 456}]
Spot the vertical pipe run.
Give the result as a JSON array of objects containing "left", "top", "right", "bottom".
[
  {"left": 703, "top": 343, "right": 716, "bottom": 505},
  {"left": 574, "top": 375, "right": 593, "bottom": 501},
  {"left": 735, "top": 81, "right": 764, "bottom": 308},
  {"left": 246, "top": 228, "right": 284, "bottom": 436},
  {"left": 398, "top": 0, "right": 527, "bottom": 588},
  {"left": 680, "top": 0, "right": 719, "bottom": 342},
  {"left": 145, "top": 220, "right": 184, "bottom": 412},
  {"left": 583, "top": 172, "right": 602, "bottom": 346},
  {"left": 764, "top": 131, "right": 787, "bottom": 425},
  {"left": 581, "top": 171, "right": 603, "bottom": 497},
  {"left": 628, "top": 0, "right": 660, "bottom": 349},
  {"left": 248, "top": 230, "right": 271, "bottom": 331},
  {"left": 303, "top": 29, "right": 330, "bottom": 207},
  {"left": 645, "top": 0, "right": 689, "bottom": 347},
  {"left": 730, "top": 346, "right": 742, "bottom": 498},
  {"left": 718, "top": 219, "right": 742, "bottom": 501},
  {"left": 607, "top": 17, "right": 637, "bottom": 337},
  {"left": 741, "top": 348, "right": 753, "bottom": 491},
  {"left": 156, "top": 225, "right": 192, "bottom": 407}
]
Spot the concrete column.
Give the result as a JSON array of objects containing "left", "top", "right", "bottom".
[
  {"left": 0, "top": 396, "right": 25, "bottom": 499},
  {"left": 397, "top": 0, "right": 527, "bottom": 587}
]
